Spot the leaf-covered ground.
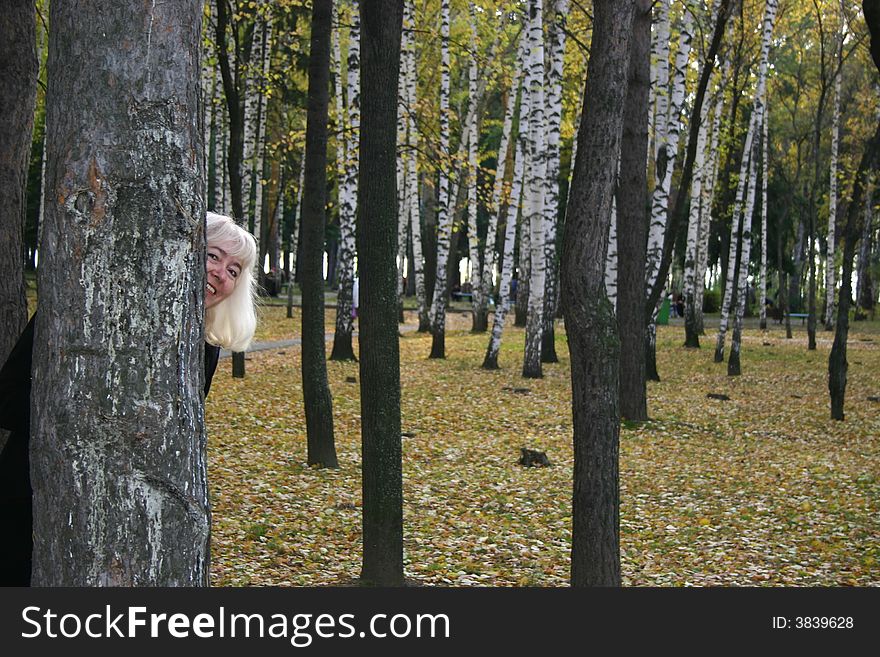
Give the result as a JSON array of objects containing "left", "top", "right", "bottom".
[{"left": 207, "top": 306, "right": 880, "bottom": 586}]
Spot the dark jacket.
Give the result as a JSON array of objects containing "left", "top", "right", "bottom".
[{"left": 0, "top": 313, "right": 221, "bottom": 586}]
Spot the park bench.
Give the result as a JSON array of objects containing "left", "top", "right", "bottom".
[
  {"left": 789, "top": 313, "right": 808, "bottom": 325},
  {"left": 451, "top": 291, "right": 473, "bottom": 302}
]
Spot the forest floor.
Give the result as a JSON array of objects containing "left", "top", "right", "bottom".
[{"left": 208, "top": 303, "right": 880, "bottom": 586}]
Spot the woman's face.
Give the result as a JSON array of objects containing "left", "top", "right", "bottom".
[{"left": 206, "top": 242, "right": 243, "bottom": 309}]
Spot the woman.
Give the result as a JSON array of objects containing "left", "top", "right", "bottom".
[{"left": 0, "top": 212, "right": 257, "bottom": 585}]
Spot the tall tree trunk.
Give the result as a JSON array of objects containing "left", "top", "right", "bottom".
[
  {"left": 645, "top": 5, "right": 695, "bottom": 379},
  {"left": 616, "top": 0, "right": 651, "bottom": 422},
  {"left": 33, "top": 0, "right": 208, "bottom": 585},
  {"left": 287, "top": 161, "right": 305, "bottom": 319},
  {"left": 331, "top": 0, "right": 360, "bottom": 361},
  {"left": 465, "top": 3, "right": 484, "bottom": 332},
  {"left": 301, "top": 0, "right": 338, "bottom": 469},
  {"left": 479, "top": 33, "right": 525, "bottom": 340},
  {"left": 856, "top": 178, "right": 876, "bottom": 316},
  {"left": 0, "top": 0, "right": 36, "bottom": 363},
  {"left": 483, "top": 138, "right": 526, "bottom": 369},
  {"left": 696, "top": 87, "right": 725, "bottom": 335},
  {"left": 540, "top": 0, "right": 568, "bottom": 363},
  {"left": 831, "top": 0, "right": 880, "bottom": 418},
  {"left": 402, "top": 0, "right": 428, "bottom": 332},
  {"left": 684, "top": 95, "right": 712, "bottom": 348},
  {"left": 563, "top": 0, "right": 634, "bottom": 588},
  {"left": 729, "top": 0, "right": 777, "bottom": 377},
  {"left": 522, "top": 0, "right": 547, "bottom": 379},
  {"left": 759, "top": 94, "right": 770, "bottom": 330},
  {"left": 829, "top": 130, "right": 879, "bottom": 417},
  {"left": 429, "top": 0, "right": 452, "bottom": 359},
  {"left": 358, "top": 0, "right": 404, "bottom": 586},
  {"left": 824, "top": 25, "right": 843, "bottom": 331}
]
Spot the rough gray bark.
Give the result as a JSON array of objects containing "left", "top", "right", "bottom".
[
  {"left": 830, "top": 0, "right": 880, "bottom": 420},
  {"left": 616, "top": 0, "right": 651, "bottom": 423},
  {"left": 358, "top": 0, "right": 404, "bottom": 586},
  {"left": 0, "top": 1, "right": 36, "bottom": 367},
  {"left": 33, "top": 0, "right": 208, "bottom": 586},
  {"left": 301, "top": 0, "right": 339, "bottom": 468},
  {"left": 562, "top": 0, "right": 635, "bottom": 588}
]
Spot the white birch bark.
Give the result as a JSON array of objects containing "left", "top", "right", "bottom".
[
  {"left": 334, "top": 0, "right": 360, "bottom": 350},
  {"left": 824, "top": 30, "right": 843, "bottom": 330},
  {"left": 241, "top": 24, "right": 260, "bottom": 222},
  {"left": 429, "top": 0, "right": 452, "bottom": 346},
  {"left": 465, "top": 3, "right": 482, "bottom": 318},
  {"left": 684, "top": 91, "right": 711, "bottom": 335},
  {"left": 646, "top": 5, "right": 693, "bottom": 303},
  {"left": 725, "top": 0, "right": 778, "bottom": 368},
  {"left": 403, "top": 0, "right": 427, "bottom": 330},
  {"left": 484, "top": 137, "right": 526, "bottom": 368},
  {"left": 479, "top": 32, "right": 526, "bottom": 328},
  {"left": 287, "top": 161, "right": 305, "bottom": 315},
  {"left": 759, "top": 92, "right": 770, "bottom": 329},
  {"left": 252, "top": 18, "right": 273, "bottom": 268},
  {"left": 522, "top": 0, "right": 547, "bottom": 379},
  {"left": 696, "top": 87, "right": 724, "bottom": 333},
  {"left": 540, "top": 0, "right": 568, "bottom": 358},
  {"left": 605, "top": 198, "right": 618, "bottom": 308}
]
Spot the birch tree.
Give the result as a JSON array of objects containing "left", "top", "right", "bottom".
[
  {"left": 728, "top": 0, "right": 778, "bottom": 377},
  {"left": 429, "top": 0, "right": 452, "bottom": 359},
  {"left": 33, "top": 0, "right": 208, "bottom": 585},
  {"left": 483, "top": 139, "right": 526, "bottom": 370},
  {"left": 477, "top": 30, "right": 525, "bottom": 335},
  {"left": 522, "top": 0, "right": 547, "bottom": 379},
  {"left": 540, "top": 0, "right": 568, "bottom": 363},
  {"left": 402, "top": 0, "right": 429, "bottom": 331},
  {"left": 646, "top": 5, "right": 693, "bottom": 379},
  {"left": 824, "top": 16, "right": 844, "bottom": 331},
  {"left": 683, "top": 91, "right": 713, "bottom": 347},
  {"left": 331, "top": 0, "right": 360, "bottom": 362},
  {"left": 465, "top": 3, "right": 483, "bottom": 330},
  {"left": 759, "top": 94, "right": 770, "bottom": 330}
]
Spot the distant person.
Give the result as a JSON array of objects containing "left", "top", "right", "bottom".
[
  {"left": 0, "top": 212, "right": 258, "bottom": 586},
  {"left": 675, "top": 294, "right": 685, "bottom": 319}
]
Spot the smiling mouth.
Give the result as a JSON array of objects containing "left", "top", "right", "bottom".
[{"left": 206, "top": 283, "right": 216, "bottom": 294}]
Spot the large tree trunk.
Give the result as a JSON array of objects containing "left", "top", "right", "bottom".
[
  {"left": 563, "top": 0, "right": 635, "bottom": 588},
  {"left": 616, "top": 0, "right": 651, "bottom": 422},
  {"left": 358, "top": 0, "right": 404, "bottom": 586},
  {"left": 301, "top": 0, "right": 338, "bottom": 469},
  {"left": 830, "top": 0, "right": 880, "bottom": 419},
  {"left": 33, "top": 0, "right": 208, "bottom": 586},
  {"left": 829, "top": 123, "right": 879, "bottom": 418},
  {"left": 0, "top": 0, "right": 36, "bottom": 364}
]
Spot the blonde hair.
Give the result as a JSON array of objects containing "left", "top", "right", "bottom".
[{"left": 205, "top": 212, "right": 258, "bottom": 352}]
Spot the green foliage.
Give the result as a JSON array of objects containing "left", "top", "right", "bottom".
[{"left": 702, "top": 287, "right": 721, "bottom": 314}]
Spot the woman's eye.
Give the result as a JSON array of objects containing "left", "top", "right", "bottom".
[
  {"left": 228, "top": 269, "right": 239, "bottom": 279},
  {"left": 208, "top": 252, "right": 218, "bottom": 260}
]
